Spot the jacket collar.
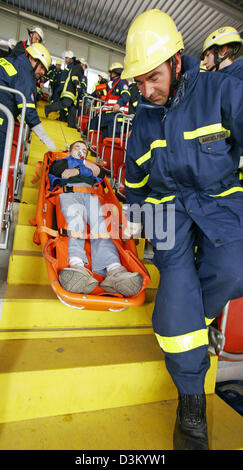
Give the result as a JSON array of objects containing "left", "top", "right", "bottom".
[{"left": 139, "top": 54, "right": 200, "bottom": 111}]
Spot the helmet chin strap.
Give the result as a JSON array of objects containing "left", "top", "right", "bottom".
[
  {"left": 211, "top": 45, "right": 235, "bottom": 71},
  {"left": 31, "top": 58, "right": 41, "bottom": 73},
  {"left": 166, "top": 55, "right": 181, "bottom": 107}
]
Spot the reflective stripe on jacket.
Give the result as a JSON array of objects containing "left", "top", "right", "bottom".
[
  {"left": 0, "top": 54, "right": 40, "bottom": 129},
  {"left": 105, "top": 77, "right": 130, "bottom": 113},
  {"left": 61, "top": 63, "right": 84, "bottom": 104}
]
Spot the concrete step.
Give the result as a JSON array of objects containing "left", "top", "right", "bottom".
[
  {"left": 7, "top": 249, "right": 160, "bottom": 287},
  {"left": 20, "top": 186, "right": 39, "bottom": 205},
  {"left": 12, "top": 225, "right": 42, "bottom": 252},
  {"left": 17, "top": 203, "right": 37, "bottom": 226},
  {"left": 0, "top": 335, "right": 217, "bottom": 424},
  {"left": 0, "top": 284, "right": 156, "bottom": 335},
  {"left": 0, "top": 394, "right": 242, "bottom": 450}
]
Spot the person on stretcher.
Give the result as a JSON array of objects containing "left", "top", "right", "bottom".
[{"left": 48, "top": 140, "right": 143, "bottom": 296}]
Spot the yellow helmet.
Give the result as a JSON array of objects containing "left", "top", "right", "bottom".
[
  {"left": 201, "top": 26, "right": 241, "bottom": 59},
  {"left": 26, "top": 43, "right": 51, "bottom": 71},
  {"left": 56, "top": 59, "right": 62, "bottom": 65},
  {"left": 121, "top": 9, "right": 184, "bottom": 79},
  {"left": 109, "top": 62, "right": 124, "bottom": 74}
]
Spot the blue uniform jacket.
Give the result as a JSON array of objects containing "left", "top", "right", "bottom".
[
  {"left": 0, "top": 54, "right": 40, "bottom": 131},
  {"left": 58, "top": 61, "right": 73, "bottom": 91},
  {"left": 48, "top": 155, "right": 102, "bottom": 189},
  {"left": 218, "top": 58, "right": 243, "bottom": 81},
  {"left": 125, "top": 55, "right": 243, "bottom": 246},
  {"left": 109, "top": 77, "right": 130, "bottom": 108}
]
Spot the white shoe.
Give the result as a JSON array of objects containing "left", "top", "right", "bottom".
[
  {"left": 100, "top": 266, "right": 143, "bottom": 296},
  {"left": 59, "top": 267, "right": 98, "bottom": 294}
]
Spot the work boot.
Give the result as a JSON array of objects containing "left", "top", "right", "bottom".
[
  {"left": 173, "top": 393, "right": 209, "bottom": 450},
  {"left": 59, "top": 267, "right": 98, "bottom": 294},
  {"left": 100, "top": 266, "right": 143, "bottom": 297}
]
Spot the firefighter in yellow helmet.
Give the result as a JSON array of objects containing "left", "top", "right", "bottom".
[
  {"left": 201, "top": 27, "right": 243, "bottom": 185},
  {"left": 122, "top": 9, "right": 243, "bottom": 450},
  {"left": 201, "top": 26, "right": 242, "bottom": 72},
  {"left": 0, "top": 42, "right": 56, "bottom": 168}
]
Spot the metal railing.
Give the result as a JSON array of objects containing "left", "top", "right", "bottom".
[
  {"left": 0, "top": 103, "right": 14, "bottom": 249},
  {"left": 0, "top": 86, "right": 26, "bottom": 197},
  {"left": 93, "top": 104, "right": 113, "bottom": 160},
  {"left": 99, "top": 112, "right": 134, "bottom": 184},
  {"left": 78, "top": 94, "right": 104, "bottom": 138},
  {"left": 0, "top": 87, "right": 26, "bottom": 249}
]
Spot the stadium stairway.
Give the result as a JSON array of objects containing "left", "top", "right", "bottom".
[{"left": 0, "top": 101, "right": 242, "bottom": 450}]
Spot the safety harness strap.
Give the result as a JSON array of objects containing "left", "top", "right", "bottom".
[
  {"left": 37, "top": 225, "right": 110, "bottom": 239},
  {"left": 46, "top": 181, "right": 104, "bottom": 199}
]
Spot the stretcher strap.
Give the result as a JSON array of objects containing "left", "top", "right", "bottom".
[
  {"left": 46, "top": 182, "right": 104, "bottom": 200},
  {"left": 31, "top": 161, "right": 43, "bottom": 184},
  {"left": 42, "top": 238, "right": 59, "bottom": 273},
  {"left": 37, "top": 225, "right": 110, "bottom": 239}
]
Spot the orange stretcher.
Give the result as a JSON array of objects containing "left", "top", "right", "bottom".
[{"left": 33, "top": 150, "right": 151, "bottom": 310}]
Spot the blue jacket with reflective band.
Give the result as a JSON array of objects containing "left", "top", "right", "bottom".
[
  {"left": 0, "top": 54, "right": 40, "bottom": 131},
  {"left": 125, "top": 55, "right": 243, "bottom": 246}
]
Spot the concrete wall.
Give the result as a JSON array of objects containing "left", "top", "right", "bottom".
[{"left": 0, "top": 10, "right": 125, "bottom": 74}]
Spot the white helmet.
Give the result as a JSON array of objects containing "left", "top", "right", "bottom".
[
  {"left": 79, "top": 57, "right": 88, "bottom": 66},
  {"left": 100, "top": 72, "right": 108, "bottom": 81},
  {"left": 28, "top": 26, "right": 44, "bottom": 42},
  {"left": 8, "top": 38, "right": 17, "bottom": 48},
  {"left": 65, "top": 50, "right": 74, "bottom": 58}
]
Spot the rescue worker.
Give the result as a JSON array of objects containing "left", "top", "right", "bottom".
[
  {"left": 54, "top": 50, "right": 74, "bottom": 100},
  {"left": 44, "top": 59, "right": 63, "bottom": 102},
  {"left": 0, "top": 43, "right": 56, "bottom": 168},
  {"left": 77, "top": 58, "right": 88, "bottom": 116},
  {"left": 0, "top": 38, "right": 17, "bottom": 58},
  {"left": 121, "top": 9, "right": 243, "bottom": 450},
  {"left": 89, "top": 62, "right": 130, "bottom": 139},
  {"left": 92, "top": 73, "right": 109, "bottom": 100},
  {"left": 79, "top": 58, "right": 88, "bottom": 100},
  {"left": 45, "top": 57, "right": 84, "bottom": 128},
  {"left": 44, "top": 59, "right": 61, "bottom": 87},
  {"left": 201, "top": 26, "right": 242, "bottom": 76},
  {"left": 52, "top": 59, "right": 63, "bottom": 102},
  {"left": 9, "top": 25, "right": 44, "bottom": 58},
  {"left": 48, "top": 140, "right": 143, "bottom": 296},
  {"left": 201, "top": 29, "right": 243, "bottom": 182}
]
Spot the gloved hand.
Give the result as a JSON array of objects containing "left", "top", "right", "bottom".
[
  {"left": 123, "top": 220, "right": 142, "bottom": 239},
  {"left": 32, "top": 123, "right": 56, "bottom": 151}
]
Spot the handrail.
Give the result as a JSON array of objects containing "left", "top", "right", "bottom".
[
  {"left": 110, "top": 113, "right": 133, "bottom": 182},
  {"left": 0, "top": 103, "right": 14, "bottom": 249},
  {"left": 79, "top": 94, "right": 104, "bottom": 137},
  {"left": 86, "top": 95, "right": 104, "bottom": 138},
  {"left": 0, "top": 86, "right": 26, "bottom": 194},
  {"left": 95, "top": 104, "right": 112, "bottom": 159}
]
